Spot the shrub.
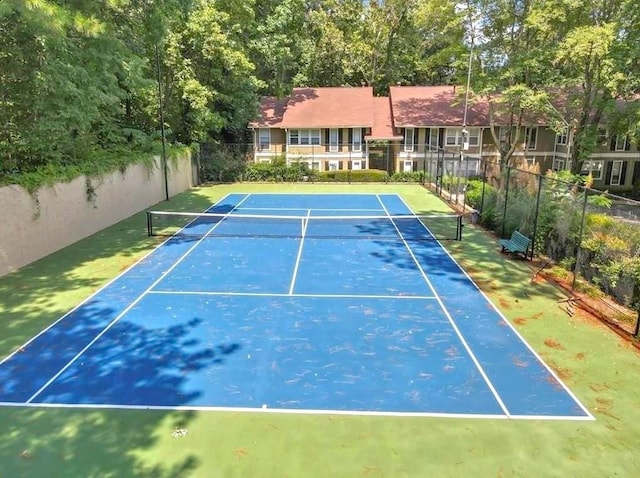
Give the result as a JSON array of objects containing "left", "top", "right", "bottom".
[
  {"left": 389, "top": 171, "right": 427, "bottom": 183},
  {"left": 242, "top": 159, "right": 316, "bottom": 182},
  {"left": 316, "top": 169, "right": 388, "bottom": 182}
]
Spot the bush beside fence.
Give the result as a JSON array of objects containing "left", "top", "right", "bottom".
[{"left": 464, "top": 160, "right": 640, "bottom": 337}]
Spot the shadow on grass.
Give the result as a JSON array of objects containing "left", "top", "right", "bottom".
[{"left": 0, "top": 407, "right": 199, "bottom": 477}]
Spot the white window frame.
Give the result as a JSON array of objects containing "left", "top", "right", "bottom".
[
  {"left": 403, "top": 160, "right": 413, "bottom": 172},
  {"left": 597, "top": 128, "right": 608, "bottom": 145},
  {"left": 610, "top": 160, "right": 623, "bottom": 185},
  {"left": 552, "top": 158, "right": 566, "bottom": 171},
  {"left": 580, "top": 160, "right": 604, "bottom": 180},
  {"left": 404, "top": 128, "right": 414, "bottom": 152},
  {"left": 428, "top": 128, "right": 439, "bottom": 149},
  {"left": 445, "top": 128, "right": 460, "bottom": 146},
  {"left": 352, "top": 128, "right": 362, "bottom": 152},
  {"left": 614, "top": 135, "right": 628, "bottom": 152},
  {"left": 467, "top": 128, "right": 480, "bottom": 147},
  {"left": 556, "top": 128, "right": 568, "bottom": 145},
  {"left": 289, "top": 129, "right": 321, "bottom": 145},
  {"left": 329, "top": 128, "right": 339, "bottom": 152},
  {"left": 351, "top": 160, "right": 362, "bottom": 170},
  {"left": 328, "top": 160, "right": 339, "bottom": 171},
  {"left": 309, "top": 129, "right": 321, "bottom": 145},
  {"left": 258, "top": 128, "right": 271, "bottom": 151},
  {"left": 525, "top": 126, "right": 538, "bottom": 150},
  {"left": 304, "top": 160, "right": 320, "bottom": 171}
]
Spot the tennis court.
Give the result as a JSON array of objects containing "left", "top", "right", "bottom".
[{"left": 0, "top": 193, "right": 592, "bottom": 419}]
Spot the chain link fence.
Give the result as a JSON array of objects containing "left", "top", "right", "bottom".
[{"left": 464, "top": 159, "right": 640, "bottom": 337}]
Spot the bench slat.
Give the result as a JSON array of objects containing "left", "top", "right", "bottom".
[{"left": 500, "top": 230, "right": 531, "bottom": 258}]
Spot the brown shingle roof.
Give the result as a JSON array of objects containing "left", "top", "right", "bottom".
[
  {"left": 368, "top": 97, "right": 402, "bottom": 140},
  {"left": 390, "top": 86, "right": 491, "bottom": 127},
  {"left": 248, "top": 96, "right": 288, "bottom": 128},
  {"left": 279, "top": 87, "right": 375, "bottom": 128}
]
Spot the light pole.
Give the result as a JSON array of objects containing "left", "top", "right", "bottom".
[{"left": 155, "top": 43, "right": 169, "bottom": 201}]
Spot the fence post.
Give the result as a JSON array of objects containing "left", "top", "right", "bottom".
[
  {"left": 530, "top": 174, "right": 544, "bottom": 260},
  {"left": 422, "top": 150, "right": 426, "bottom": 185},
  {"left": 501, "top": 166, "right": 512, "bottom": 238},
  {"left": 462, "top": 156, "right": 470, "bottom": 211},
  {"left": 479, "top": 160, "right": 488, "bottom": 216},
  {"left": 571, "top": 188, "right": 590, "bottom": 290}
]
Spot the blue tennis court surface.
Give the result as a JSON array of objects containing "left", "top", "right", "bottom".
[{"left": 0, "top": 193, "right": 592, "bottom": 419}]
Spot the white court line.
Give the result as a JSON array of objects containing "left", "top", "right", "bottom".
[
  {"left": 25, "top": 194, "right": 252, "bottom": 404},
  {"left": 288, "top": 209, "right": 310, "bottom": 295},
  {"left": 394, "top": 194, "right": 594, "bottom": 420},
  {"left": 0, "top": 193, "right": 238, "bottom": 367},
  {"left": 148, "top": 290, "right": 438, "bottom": 300},
  {"left": 234, "top": 207, "right": 385, "bottom": 212},
  {"left": 375, "top": 194, "right": 512, "bottom": 418},
  {"left": 0, "top": 401, "right": 595, "bottom": 421}
]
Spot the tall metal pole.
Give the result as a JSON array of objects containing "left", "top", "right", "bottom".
[
  {"left": 530, "top": 174, "right": 544, "bottom": 260},
  {"left": 571, "top": 188, "right": 590, "bottom": 290},
  {"left": 501, "top": 166, "right": 511, "bottom": 237},
  {"left": 155, "top": 43, "right": 169, "bottom": 201},
  {"left": 479, "top": 160, "right": 488, "bottom": 215}
]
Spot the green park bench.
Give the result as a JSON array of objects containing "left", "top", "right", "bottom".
[{"left": 500, "top": 230, "right": 532, "bottom": 260}]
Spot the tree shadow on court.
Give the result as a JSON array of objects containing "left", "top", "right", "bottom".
[
  {"left": 0, "top": 303, "right": 241, "bottom": 476},
  {"left": 0, "top": 292, "right": 241, "bottom": 406},
  {"left": 36, "top": 313, "right": 241, "bottom": 407},
  {"left": 365, "top": 222, "right": 566, "bottom": 304}
]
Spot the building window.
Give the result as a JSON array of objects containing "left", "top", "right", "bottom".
[
  {"left": 329, "top": 128, "right": 339, "bottom": 152},
  {"left": 444, "top": 128, "right": 478, "bottom": 148},
  {"left": 352, "top": 128, "right": 362, "bottom": 152},
  {"left": 403, "top": 160, "right": 413, "bottom": 172},
  {"left": 258, "top": 128, "right": 270, "bottom": 151},
  {"left": 289, "top": 129, "right": 320, "bottom": 145},
  {"left": 328, "top": 160, "right": 339, "bottom": 171},
  {"left": 597, "top": 128, "right": 608, "bottom": 145},
  {"left": 445, "top": 128, "right": 460, "bottom": 146},
  {"left": 552, "top": 158, "right": 566, "bottom": 171},
  {"left": 580, "top": 160, "right": 604, "bottom": 180},
  {"left": 613, "top": 135, "right": 629, "bottom": 151},
  {"left": 556, "top": 128, "right": 568, "bottom": 145},
  {"left": 610, "top": 160, "right": 623, "bottom": 185},
  {"left": 467, "top": 128, "right": 480, "bottom": 147},
  {"left": 404, "top": 128, "right": 414, "bottom": 152},
  {"left": 525, "top": 127, "right": 538, "bottom": 150},
  {"left": 428, "top": 128, "right": 439, "bottom": 149}
]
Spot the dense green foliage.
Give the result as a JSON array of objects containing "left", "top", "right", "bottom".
[
  {"left": 2, "top": 1, "right": 640, "bottom": 186},
  {"left": 317, "top": 169, "right": 388, "bottom": 182},
  {"left": 470, "top": 165, "right": 640, "bottom": 311}
]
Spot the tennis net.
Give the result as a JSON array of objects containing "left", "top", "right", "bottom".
[{"left": 146, "top": 211, "right": 463, "bottom": 241}]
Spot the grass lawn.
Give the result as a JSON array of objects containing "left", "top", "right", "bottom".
[{"left": 1, "top": 183, "right": 639, "bottom": 477}]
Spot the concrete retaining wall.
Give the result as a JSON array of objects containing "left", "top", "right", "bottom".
[{"left": 0, "top": 153, "right": 193, "bottom": 277}]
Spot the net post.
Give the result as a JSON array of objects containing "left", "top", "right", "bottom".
[
  {"left": 457, "top": 215, "right": 463, "bottom": 241},
  {"left": 146, "top": 211, "right": 152, "bottom": 236}
]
